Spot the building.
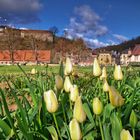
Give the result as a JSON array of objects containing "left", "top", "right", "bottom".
[
  {"left": 0, "top": 26, "right": 53, "bottom": 42},
  {"left": 98, "top": 52, "right": 112, "bottom": 65},
  {"left": 129, "top": 44, "right": 140, "bottom": 64},
  {"left": 120, "top": 50, "right": 130, "bottom": 65},
  {"left": 20, "top": 29, "right": 53, "bottom": 42}
]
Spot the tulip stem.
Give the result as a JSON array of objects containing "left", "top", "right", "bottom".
[
  {"left": 53, "top": 113, "right": 63, "bottom": 140},
  {"left": 117, "top": 107, "right": 121, "bottom": 120},
  {"left": 132, "top": 128, "right": 135, "bottom": 140},
  {"left": 99, "top": 117, "right": 104, "bottom": 140},
  {"left": 69, "top": 95, "right": 72, "bottom": 110},
  {"left": 118, "top": 81, "right": 121, "bottom": 90},
  {"left": 106, "top": 92, "right": 109, "bottom": 103},
  {"left": 61, "top": 101, "right": 67, "bottom": 123}
]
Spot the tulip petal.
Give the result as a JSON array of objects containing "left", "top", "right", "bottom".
[{"left": 74, "top": 96, "right": 86, "bottom": 123}]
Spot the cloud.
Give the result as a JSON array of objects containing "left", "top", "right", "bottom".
[
  {"left": 113, "top": 34, "right": 128, "bottom": 42},
  {"left": 65, "top": 5, "right": 129, "bottom": 48},
  {"left": 66, "top": 5, "right": 108, "bottom": 38},
  {"left": 65, "top": 5, "right": 109, "bottom": 48},
  {"left": 0, "top": 0, "right": 42, "bottom": 24},
  {"left": 107, "top": 39, "right": 117, "bottom": 45},
  {"left": 84, "top": 38, "right": 109, "bottom": 48}
]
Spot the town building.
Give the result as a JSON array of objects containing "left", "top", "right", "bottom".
[
  {"left": 98, "top": 52, "right": 112, "bottom": 65},
  {"left": 120, "top": 50, "right": 130, "bottom": 65},
  {"left": 20, "top": 29, "right": 53, "bottom": 42},
  {"left": 0, "top": 25, "right": 53, "bottom": 42},
  {"left": 129, "top": 44, "right": 140, "bottom": 64}
]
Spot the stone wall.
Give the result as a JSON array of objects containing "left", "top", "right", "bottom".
[
  {"left": 0, "top": 50, "right": 51, "bottom": 64},
  {"left": 20, "top": 29, "right": 53, "bottom": 42}
]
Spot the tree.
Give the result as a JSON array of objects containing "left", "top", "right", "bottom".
[
  {"left": 31, "top": 35, "right": 38, "bottom": 64},
  {"left": 6, "top": 26, "right": 18, "bottom": 64},
  {"left": 49, "top": 26, "right": 58, "bottom": 44}
]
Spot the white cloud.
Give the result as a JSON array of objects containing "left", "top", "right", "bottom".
[
  {"left": 65, "top": 5, "right": 128, "bottom": 48},
  {"left": 84, "top": 38, "right": 109, "bottom": 48},
  {"left": 66, "top": 5, "right": 108, "bottom": 40},
  {"left": 0, "top": 0, "right": 42, "bottom": 24},
  {"left": 113, "top": 34, "right": 128, "bottom": 42},
  {"left": 65, "top": 5, "right": 110, "bottom": 48},
  {"left": 107, "top": 39, "right": 117, "bottom": 45}
]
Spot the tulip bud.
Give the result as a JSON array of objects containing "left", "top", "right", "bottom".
[
  {"left": 74, "top": 96, "right": 86, "bottom": 123},
  {"left": 31, "top": 68, "right": 37, "bottom": 74},
  {"left": 93, "top": 97, "right": 103, "bottom": 115},
  {"left": 114, "top": 65, "right": 123, "bottom": 80},
  {"left": 65, "top": 57, "right": 73, "bottom": 75},
  {"left": 93, "top": 58, "right": 101, "bottom": 77},
  {"left": 55, "top": 75, "right": 63, "bottom": 90},
  {"left": 103, "top": 79, "right": 109, "bottom": 92},
  {"left": 44, "top": 90, "right": 58, "bottom": 113},
  {"left": 129, "top": 110, "right": 138, "bottom": 128},
  {"left": 64, "top": 68, "right": 68, "bottom": 76},
  {"left": 70, "top": 85, "right": 79, "bottom": 102},
  {"left": 64, "top": 76, "right": 72, "bottom": 93},
  {"left": 100, "top": 67, "right": 107, "bottom": 80},
  {"left": 109, "top": 86, "right": 124, "bottom": 107},
  {"left": 120, "top": 129, "right": 133, "bottom": 140},
  {"left": 69, "top": 118, "right": 82, "bottom": 140}
]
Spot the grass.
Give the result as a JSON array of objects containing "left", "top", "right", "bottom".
[
  {"left": 0, "top": 64, "right": 139, "bottom": 75},
  {"left": 0, "top": 65, "right": 59, "bottom": 75},
  {"left": 0, "top": 65, "right": 94, "bottom": 75}
]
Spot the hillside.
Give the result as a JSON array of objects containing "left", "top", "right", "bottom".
[
  {"left": 95, "top": 36, "right": 140, "bottom": 52},
  {"left": 0, "top": 26, "right": 92, "bottom": 63}
]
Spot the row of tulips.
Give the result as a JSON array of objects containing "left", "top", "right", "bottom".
[
  {"left": 0, "top": 57, "right": 139, "bottom": 139},
  {"left": 43, "top": 58, "right": 139, "bottom": 140}
]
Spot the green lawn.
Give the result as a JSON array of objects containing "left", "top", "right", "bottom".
[
  {"left": 0, "top": 65, "right": 59, "bottom": 75},
  {"left": 0, "top": 64, "right": 139, "bottom": 76},
  {"left": 0, "top": 64, "right": 93, "bottom": 75}
]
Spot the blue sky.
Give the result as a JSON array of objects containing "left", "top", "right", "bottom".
[{"left": 0, "top": 0, "right": 140, "bottom": 48}]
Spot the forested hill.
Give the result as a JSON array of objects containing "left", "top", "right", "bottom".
[{"left": 95, "top": 36, "right": 140, "bottom": 52}]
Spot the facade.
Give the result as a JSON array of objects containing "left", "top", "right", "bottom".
[
  {"left": 0, "top": 26, "right": 53, "bottom": 42},
  {"left": 120, "top": 53, "right": 129, "bottom": 65},
  {"left": 120, "top": 50, "right": 130, "bottom": 65},
  {"left": 20, "top": 29, "right": 53, "bottom": 42},
  {"left": 129, "top": 44, "right": 140, "bottom": 63},
  {"left": 98, "top": 53, "right": 112, "bottom": 65}
]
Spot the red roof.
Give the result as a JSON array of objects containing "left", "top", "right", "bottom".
[
  {"left": 132, "top": 44, "right": 140, "bottom": 55},
  {"left": 92, "top": 51, "right": 97, "bottom": 55}
]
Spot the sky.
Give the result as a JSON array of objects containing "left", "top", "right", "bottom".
[{"left": 0, "top": 0, "right": 140, "bottom": 48}]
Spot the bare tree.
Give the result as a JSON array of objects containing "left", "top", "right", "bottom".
[
  {"left": 31, "top": 35, "right": 38, "bottom": 64},
  {"left": 49, "top": 26, "right": 58, "bottom": 44},
  {"left": 6, "top": 27, "right": 17, "bottom": 64}
]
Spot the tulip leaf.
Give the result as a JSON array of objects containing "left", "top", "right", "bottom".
[
  {"left": 103, "top": 103, "right": 115, "bottom": 123},
  {"left": 83, "top": 123, "right": 94, "bottom": 136},
  {"left": 47, "top": 126, "right": 58, "bottom": 140},
  {"left": 0, "top": 118, "right": 12, "bottom": 136},
  {"left": 0, "top": 88, "right": 19, "bottom": 138},
  {"left": 83, "top": 131, "right": 95, "bottom": 140},
  {"left": 83, "top": 103, "right": 95, "bottom": 124},
  {"left": 63, "top": 122, "right": 71, "bottom": 140},
  {"left": 110, "top": 112, "right": 122, "bottom": 140},
  {"left": 103, "top": 124, "right": 111, "bottom": 140},
  {"left": 124, "top": 89, "right": 137, "bottom": 123},
  {"left": 15, "top": 113, "right": 29, "bottom": 139},
  {"left": 59, "top": 61, "right": 64, "bottom": 79}
]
